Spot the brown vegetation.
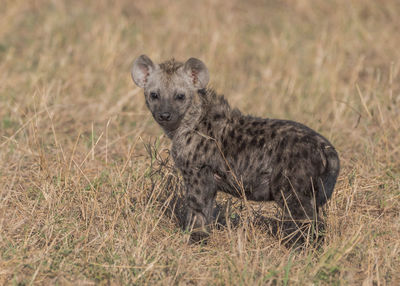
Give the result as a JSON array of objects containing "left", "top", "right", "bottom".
[{"left": 0, "top": 0, "right": 399, "bottom": 284}]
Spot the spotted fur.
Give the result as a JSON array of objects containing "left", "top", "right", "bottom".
[{"left": 131, "top": 55, "right": 340, "bottom": 243}]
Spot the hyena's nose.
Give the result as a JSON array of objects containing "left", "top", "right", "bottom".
[{"left": 158, "top": 112, "right": 171, "bottom": 121}]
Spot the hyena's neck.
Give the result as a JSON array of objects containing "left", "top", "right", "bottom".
[
  {"left": 171, "top": 88, "right": 234, "bottom": 140},
  {"left": 168, "top": 97, "right": 203, "bottom": 140},
  {"left": 199, "top": 88, "right": 233, "bottom": 119}
]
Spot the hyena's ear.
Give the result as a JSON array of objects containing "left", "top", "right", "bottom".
[
  {"left": 131, "top": 55, "right": 155, "bottom": 88},
  {"left": 184, "top": 58, "right": 209, "bottom": 89}
]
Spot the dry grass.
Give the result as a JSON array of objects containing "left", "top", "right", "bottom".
[{"left": 1, "top": 0, "right": 400, "bottom": 284}]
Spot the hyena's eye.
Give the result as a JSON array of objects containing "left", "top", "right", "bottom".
[
  {"left": 150, "top": 92, "right": 159, "bottom": 100},
  {"left": 175, "top": 93, "right": 185, "bottom": 101}
]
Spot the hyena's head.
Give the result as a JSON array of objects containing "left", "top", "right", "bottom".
[{"left": 131, "top": 55, "right": 209, "bottom": 133}]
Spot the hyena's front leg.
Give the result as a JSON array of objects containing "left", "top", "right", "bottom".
[{"left": 182, "top": 166, "right": 217, "bottom": 243}]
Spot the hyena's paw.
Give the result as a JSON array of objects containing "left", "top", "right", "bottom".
[{"left": 189, "top": 230, "right": 210, "bottom": 244}]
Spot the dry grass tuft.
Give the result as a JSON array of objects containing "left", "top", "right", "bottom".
[{"left": 1, "top": 0, "right": 399, "bottom": 284}]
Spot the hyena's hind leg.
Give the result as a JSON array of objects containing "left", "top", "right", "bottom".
[{"left": 274, "top": 179, "right": 325, "bottom": 248}]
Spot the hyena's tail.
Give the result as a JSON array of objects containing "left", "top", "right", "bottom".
[{"left": 316, "top": 146, "right": 340, "bottom": 206}]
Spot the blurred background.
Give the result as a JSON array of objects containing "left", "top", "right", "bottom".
[{"left": 0, "top": 0, "right": 399, "bottom": 284}]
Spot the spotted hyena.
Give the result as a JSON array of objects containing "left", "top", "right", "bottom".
[{"left": 131, "top": 55, "right": 340, "bottom": 243}]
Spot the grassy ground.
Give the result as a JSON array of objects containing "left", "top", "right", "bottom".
[{"left": 1, "top": 0, "right": 399, "bottom": 284}]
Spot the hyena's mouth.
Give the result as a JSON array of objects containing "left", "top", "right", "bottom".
[
  {"left": 157, "top": 119, "right": 181, "bottom": 133},
  {"left": 154, "top": 113, "right": 184, "bottom": 133}
]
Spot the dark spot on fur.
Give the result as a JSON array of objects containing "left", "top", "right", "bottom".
[
  {"left": 271, "top": 121, "right": 284, "bottom": 129},
  {"left": 195, "top": 188, "right": 201, "bottom": 195},
  {"left": 187, "top": 194, "right": 196, "bottom": 202},
  {"left": 193, "top": 153, "right": 198, "bottom": 161},
  {"left": 186, "top": 137, "right": 192, "bottom": 145},
  {"left": 188, "top": 195, "right": 201, "bottom": 208},
  {"left": 236, "top": 134, "right": 243, "bottom": 144},
  {"left": 214, "top": 113, "right": 223, "bottom": 120},
  {"left": 279, "top": 138, "right": 287, "bottom": 150},
  {"left": 238, "top": 142, "right": 246, "bottom": 153},
  {"left": 301, "top": 135, "right": 313, "bottom": 143},
  {"left": 222, "top": 126, "right": 226, "bottom": 134},
  {"left": 198, "top": 88, "right": 207, "bottom": 96},
  {"left": 196, "top": 141, "right": 203, "bottom": 152},
  {"left": 229, "top": 129, "right": 235, "bottom": 138},
  {"left": 246, "top": 128, "right": 254, "bottom": 136},
  {"left": 239, "top": 118, "right": 245, "bottom": 125},
  {"left": 270, "top": 131, "right": 276, "bottom": 139},
  {"left": 233, "top": 152, "right": 238, "bottom": 162},
  {"left": 273, "top": 171, "right": 282, "bottom": 185},
  {"left": 203, "top": 143, "right": 209, "bottom": 152},
  {"left": 250, "top": 137, "right": 257, "bottom": 146},
  {"left": 258, "top": 138, "right": 265, "bottom": 147},
  {"left": 207, "top": 122, "right": 212, "bottom": 131},
  {"left": 302, "top": 149, "right": 309, "bottom": 159}
]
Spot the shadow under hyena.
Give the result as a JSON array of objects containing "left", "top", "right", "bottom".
[{"left": 132, "top": 55, "right": 339, "bottom": 249}]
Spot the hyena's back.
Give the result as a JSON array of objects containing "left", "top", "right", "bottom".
[{"left": 212, "top": 115, "right": 340, "bottom": 209}]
